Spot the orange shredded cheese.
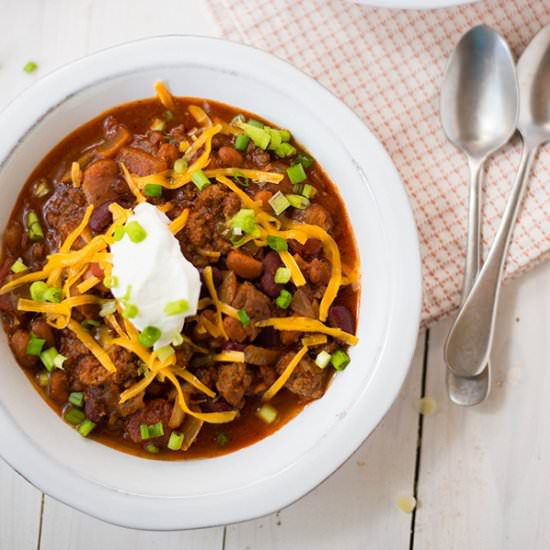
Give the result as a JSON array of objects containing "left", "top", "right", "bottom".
[
  {"left": 188, "top": 105, "right": 212, "bottom": 128},
  {"left": 213, "top": 351, "right": 245, "bottom": 363},
  {"left": 263, "top": 344, "right": 309, "bottom": 401},
  {"left": 120, "top": 163, "right": 145, "bottom": 203},
  {"left": 301, "top": 334, "right": 328, "bottom": 347},
  {"left": 154, "top": 80, "right": 176, "bottom": 111},
  {"left": 67, "top": 319, "right": 116, "bottom": 373},
  {"left": 119, "top": 369, "right": 157, "bottom": 403},
  {"left": 76, "top": 276, "right": 100, "bottom": 294},
  {"left": 168, "top": 208, "right": 189, "bottom": 235},
  {"left": 71, "top": 161, "right": 82, "bottom": 188},
  {"left": 278, "top": 250, "right": 306, "bottom": 287},
  {"left": 203, "top": 266, "right": 228, "bottom": 339},
  {"left": 171, "top": 367, "right": 216, "bottom": 398}
]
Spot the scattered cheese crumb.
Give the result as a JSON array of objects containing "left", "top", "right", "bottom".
[
  {"left": 418, "top": 396, "right": 437, "bottom": 416},
  {"left": 397, "top": 496, "right": 417, "bottom": 513}
]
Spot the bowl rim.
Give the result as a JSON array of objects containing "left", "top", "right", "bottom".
[
  {"left": 0, "top": 34, "right": 422, "bottom": 530},
  {"left": 351, "top": 0, "right": 477, "bottom": 8}
]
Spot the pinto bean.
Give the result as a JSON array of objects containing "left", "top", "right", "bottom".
[
  {"left": 254, "top": 190, "right": 272, "bottom": 209},
  {"left": 328, "top": 305, "right": 355, "bottom": 334},
  {"left": 30, "top": 318, "right": 55, "bottom": 347},
  {"left": 9, "top": 330, "right": 37, "bottom": 368},
  {"left": 226, "top": 250, "right": 263, "bottom": 280},
  {"left": 48, "top": 370, "right": 69, "bottom": 405},
  {"left": 218, "top": 146, "right": 243, "bottom": 167},
  {"left": 157, "top": 143, "right": 179, "bottom": 166}
]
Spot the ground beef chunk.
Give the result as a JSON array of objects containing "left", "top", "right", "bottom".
[
  {"left": 157, "top": 143, "right": 179, "bottom": 166},
  {"left": 232, "top": 282, "right": 271, "bottom": 322},
  {"left": 276, "top": 352, "right": 328, "bottom": 399},
  {"left": 220, "top": 271, "right": 238, "bottom": 304},
  {"left": 184, "top": 184, "right": 240, "bottom": 255},
  {"left": 280, "top": 331, "right": 301, "bottom": 345},
  {"left": 117, "top": 146, "right": 167, "bottom": 176},
  {"left": 76, "top": 355, "right": 112, "bottom": 386},
  {"left": 292, "top": 203, "right": 334, "bottom": 233},
  {"left": 193, "top": 365, "right": 218, "bottom": 389},
  {"left": 116, "top": 392, "right": 145, "bottom": 419},
  {"left": 84, "top": 383, "right": 120, "bottom": 424},
  {"left": 59, "top": 328, "right": 90, "bottom": 365},
  {"left": 9, "top": 330, "right": 37, "bottom": 368},
  {"left": 215, "top": 363, "right": 253, "bottom": 408},
  {"left": 43, "top": 186, "right": 87, "bottom": 248},
  {"left": 48, "top": 370, "right": 69, "bottom": 405},
  {"left": 249, "top": 365, "right": 277, "bottom": 396},
  {"left": 30, "top": 317, "right": 55, "bottom": 347},
  {"left": 82, "top": 159, "right": 124, "bottom": 206},
  {"left": 223, "top": 316, "right": 248, "bottom": 343},
  {"left": 246, "top": 145, "right": 270, "bottom": 168},
  {"left": 295, "top": 255, "right": 331, "bottom": 286},
  {"left": 107, "top": 345, "right": 137, "bottom": 385},
  {"left": 126, "top": 398, "right": 173, "bottom": 444}
]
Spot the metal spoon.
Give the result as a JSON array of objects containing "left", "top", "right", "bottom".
[
  {"left": 440, "top": 25, "right": 518, "bottom": 405},
  {"left": 445, "top": 24, "right": 550, "bottom": 379}
]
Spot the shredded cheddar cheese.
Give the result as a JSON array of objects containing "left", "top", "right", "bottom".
[
  {"left": 263, "top": 344, "right": 309, "bottom": 401},
  {"left": 213, "top": 351, "right": 245, "bottom": 363},
  {"left": 154, "top": 80, "right": 176, "bottom": 112},
  {"left": 120, "top": 163, "right": 146, "bottom": 203},
  {"left": 168, "top": 208, "right": 189, "bottom": 235},
  {"left": 171, "top": 367, "right": 216, "bottom": 398},
  {"left": 71, "top": 161, "right": 82, "bottom": 188},
  {"left": 188, "top": 105, "right": 212, "bottom": 128},
  {"left": 67, "top": 319, "right": 116, "bottom": 373},
  {"left": 278, "top": 250, "right": 306, "bottom": 287}
]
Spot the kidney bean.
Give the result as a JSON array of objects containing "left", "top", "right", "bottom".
[
  {"left": 89, "top": 201, "right": 113, "bottom": 234},
  {"left": 260, "top": 251, "right": 283, "bottom": 298},
  {"left": 222, "top": 341, "right": 246, "bottom": 352},
  {"left": 328, "top": 305, "right": 355, "bottom": 334}
]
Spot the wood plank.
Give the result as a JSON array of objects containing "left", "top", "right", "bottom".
[
  {"left": 39, "top": 496, "right": 223, "bottom": 550},
  {"left": 414, "top": 261, "right": 550, "bottom": 550},
  {"left": 225, "top": 332, "right": 426, "bottom": 550},
  {"left": 0, "top": 458, "right": 42, "bottom": 550}
]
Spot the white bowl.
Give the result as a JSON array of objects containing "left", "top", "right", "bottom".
[{"left": 0, "top": 36, "right": 421, "bottom": 530}]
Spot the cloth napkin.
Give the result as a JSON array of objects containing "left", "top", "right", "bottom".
[{"left": 206, "top": 0, "right": 550, "bottom": 326}]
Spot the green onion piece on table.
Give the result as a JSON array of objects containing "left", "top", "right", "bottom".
[{"left": 23, "top": 61, "right": 38, "bottom": 74}]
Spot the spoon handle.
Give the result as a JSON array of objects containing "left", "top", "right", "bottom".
[{"left": 444, "top": 141, "right": 537, "bottom": 378}]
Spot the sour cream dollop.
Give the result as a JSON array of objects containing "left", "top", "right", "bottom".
[{"left": 110, "top": 202, "right": 201, "bottom": 349}]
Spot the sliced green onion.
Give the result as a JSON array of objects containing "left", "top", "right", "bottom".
[
  {"left": 173, "top": 158, "right": 188, "bottom": 174},
  {"left": 234, "top": 134, "right": 250, "bottom": 152},
  {"left": 148, "top": 421, "right": 164, "bottom": 438},
  {"left": 163, "top": 110, "right": 174, "bottom": 121},
  {"left": 10, "top": 258, "right": 28, "bottom": 273},
  {"left": 274, "top": 142, "right": 296, "bottom": 158},
  {"left": 238, "top": 308, "right": 250, "bottom": 327},
  {"left": 64, "top": 406, "right": 86, "bottom": 425},
  {"left": 164, "top": 299, "right": 189, "bottom": 316},
  {"left": 23, "top": 61, "right": 37, "bottom": 74},
  {"left": 113, "top": 225, "right": 125, "bottom": 242},
  {"left": 274, "top": 267, "right": 291, "bottom": 284},
  {"left": 36, "top": 371, "right": 49, "bottom": 387},
  {"left": 40, "top": 347, "right": 59, "bottom": 371},
  {"left": 26, "top": 211, "right": 44, "bottom": 241},
  {"left": 230, "top": 209, "right": 257, "bottom": 235},
  {"left": 280, "top": 129, "right": 291, "bottom": 142},
  {"left": 267, "top": 235, "right": 288, "bottom": 252},
  {"left": 156, "top": 345, "right": 175, "bottom": 362},
  {"left": 125, "top": 221, "right": 147, "bottom": 243},
  {"left": 267, "top": 128, "right": 282, "bottom": 150},
  {"left": 268, "top": 191, "right": 291, "bottom": 216},
  {"left": 275, "top": 289, "right": 293, "bottom": 309},
  {"left": 30, "top": 281, "right": 48, "bottom": 301},
  {"left": 230, "top": 114, "right": 246, "bottom": 126},
  {"left": 140, "top": 424, "right": 150, "bottom": 440},
  {"left": 138, "top": 326, "right": 161, "bottom": 348},
  {"left": 302, "top": 183, "right": 317, "bottom": 199},
  {"left": 150, "top": 118, "right": 166, "bottom": 132},
  {"left": 216, "top": 432, "right": 230, "bottom": 448},
  {"left": 232, "top": 170, "right": 250, "bottom": 188},
  {"left": 247, "top": 119, "right": 264, "bottom": 128},
  {"left": 286, "top": 194, "right": 310, "bottom": 210},
  {"left": 32, "top": 179, "right": 51, "bottom": 198},
  {"left": 121, "top": 303, "right": 139, "bottom": 319},
  {"left": 81, "top": 319, "right": 100, "bottom": 329},
  {"left": 315, "top": 350, "right": 332, "bottom": 369},
  {"left": 43, "top": 287, "right": 61, "bottom": 304},
  {"left": 287, "top": 164, "right": 307, "bottom": 185},
  {"left": 53, "top": 353, "right": 66, "bottom": 370},
  {"left": 293, "top": 183, "right": 304, "bottom": 195},
  {"left": 168, "top": 431, "right": 184, "bottom": 451},
  {"left": 26, "top": 333, "right": 45, "bottom": 356},
  {"left": 256, "top": 404, "right": 278, "bottom": 424},
  {"left": 99, "top": 300, "right": 116, "bottom": 317},
  {"left": 191, "top": 169, "right": 211, "bottom": 191},
  {"left": 78, "top": 419, "right": 96, "bottom": 437},
  {"left": 103, "top": 275, "right": 118, "bottom": 289},
  {"left": 172, "top": 333, "right": 184, "bottom": 346},
  {"left": 237, "top": 122, "right": 270, "bottom": 150},
  {"left": 296, "top": 153, "right": 313, "bottom": 169},
  {"left": 331, "top": 350, "right": 350, "bottom": 371},
  {"left": 69, "top": 392, "right": 85, "bottom": 408},
  {"left": 144, "top": 183, "right": 163, "bottom": 197},
  {"left": 145, "top": 443, "right": 160, "bottom": 454}
]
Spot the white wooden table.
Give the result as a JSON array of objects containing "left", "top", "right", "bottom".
[{"left": 1, "top": 2, "right": 549, "bottom": 549}]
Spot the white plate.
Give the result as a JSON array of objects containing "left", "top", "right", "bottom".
[
  {"left": 0, "top": 36, "right": 422, "bottom": 530},
  {"left": 353, "top": 0, "right": 477, "bottom": 8}
]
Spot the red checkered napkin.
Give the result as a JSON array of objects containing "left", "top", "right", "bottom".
[{"left": 206, "top": 0, "right": 550, "bottom": 326}]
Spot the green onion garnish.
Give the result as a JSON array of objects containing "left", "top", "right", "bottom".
[
  {"left": 102, "top": 275, "right": 118, "bottom": 289},
  {"left": 268, "top": 191, "right": 291, "bottom": 216},
  {"left": 81, "top": 319, "right": 100, "bottom": 329},
  {"left": 302, "top": 183, "right": 317, "bottom": 199},
  {"left": 237, "top": 122, "right": 271, "bottom": 150},
  {"left": 286, "top": 194, "right": 310, "bottom": 210},
  {"left": 144, "top": 183, "right": 163, "bottom": 197},
  {"left": 78, "top": 419, "right": 96, "bottom": 437},
  {"left": 40, "top": 347, "right": 60, "bottom": 372},
  {"left": 267, "top": 128, "right": 282, "bottom": 150},
  {"left": 36, "top": 371, "right": 49, "bottom": 387},
  {"left": 23, "top": 61, "right": 38, "bottom": 74},
  {"left": 138, "top": 326, "right": 161, "bottom": 348},
  {"left": 296, "top": 153, "right": 313, "bottom": 169},
  {"left": 150, "top": 118, "right": 166, "bottom": 132},
  {"left": 267, "top": 235, "right": 288, "bottom": 252},
  {"left": 172, "top": 333, "right": 184, "bottom": 346},
  {"left": 140, "top": 424, "right": 150, "bottom": 440},
  {"left": 247, "top": 119, "right": 264, "bottom": 128},
  {"left": 164, "top": 299, "right": 189, "bottom": 316},
  {"left": 32, "top": 179, "right": 51, "bottom": 198},
  {"left": 145, "top": 443, "right": 160, "bottom": 454},
  {"left": 256, "top": 404, "right": 278, "bottom": 424},
  {"left": 64, "top": 406, "right": 86, "bottom": 425},
  {"left": 315, "top": 350, "right": 332, "bottom": 369},
  {"left": 44, "top": 287, "right": 61, "bottom": 303},
  {"left": 148, "top": 421, "right": 164, "bottom": 438},
  {"left": 331, "top": 350, "right": 350, "bottom": 371},
  {"left": 234, "top": 134, "right": 250, "bottom": 152},
  {"left": 156, "top": 345, "right": 175, "bottom": 362},
  {"left": 238, "top": 308, "right": 250, "bottom": 327},
  {"left": 232, "top": 170, "right": 250, "bottom": 188},
  {"left": 230, "top": 209, "right": 257, "bottom": 235},
  {"left": 275, "top": 289, "right": 293, "bottom": 309},
  {"left": 99, "top": 300, "right": 116, "bottom": 317},
  {"left": 191, "top": 169, "right": 211, "bottom": 191},
  {"left": 113, "top": 226, "right": 125, "bottom": 242},
  {"left": 69, "top": 392, "right": 84, "bottom": 408},
  {"left": 173, "top": 158, "right": 188, "bottom": 174},
  {"left": 30, "top": 281, "right": 48, "bottom": 301},
  {"left": 280, "top": 129, "right": 291, "bottom": 142},
  {"left": 121, "top": 303, "right": 139, "bottom": 319},
  {"left": 26, "top": 333, "right": 46, "bottom": 356},
  {"left": 53, "top": 353, "right": 66, "bottom": 370},
  {"left": 168, "top": 431, "right": 184, "bottom": 451},
  {"left": 230, "top": 114, "right": 246, "bottom": 126},
  {"left": 274, "top": 142, "right": 297, "bottom": 158},
  {"left": 163, "top": 110, "right": 174, "bottom": 121},
  {"left": 10, "top": 258, "right": 28, "bottom": 273},
  {"left": 274, "top": 267, "right": 291, "bottom": 284},
  {"left": 287, "top": 163, "right": 307, "bottom": 185},
  {"left": 216, "top": 432, "right": 230, "bottom": 448},
  {"left": 26, "top": 211, "right": 44, "bottom": 241},
  {"left": 125, "top": 221, "right": 147, "bottom": 243}
]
